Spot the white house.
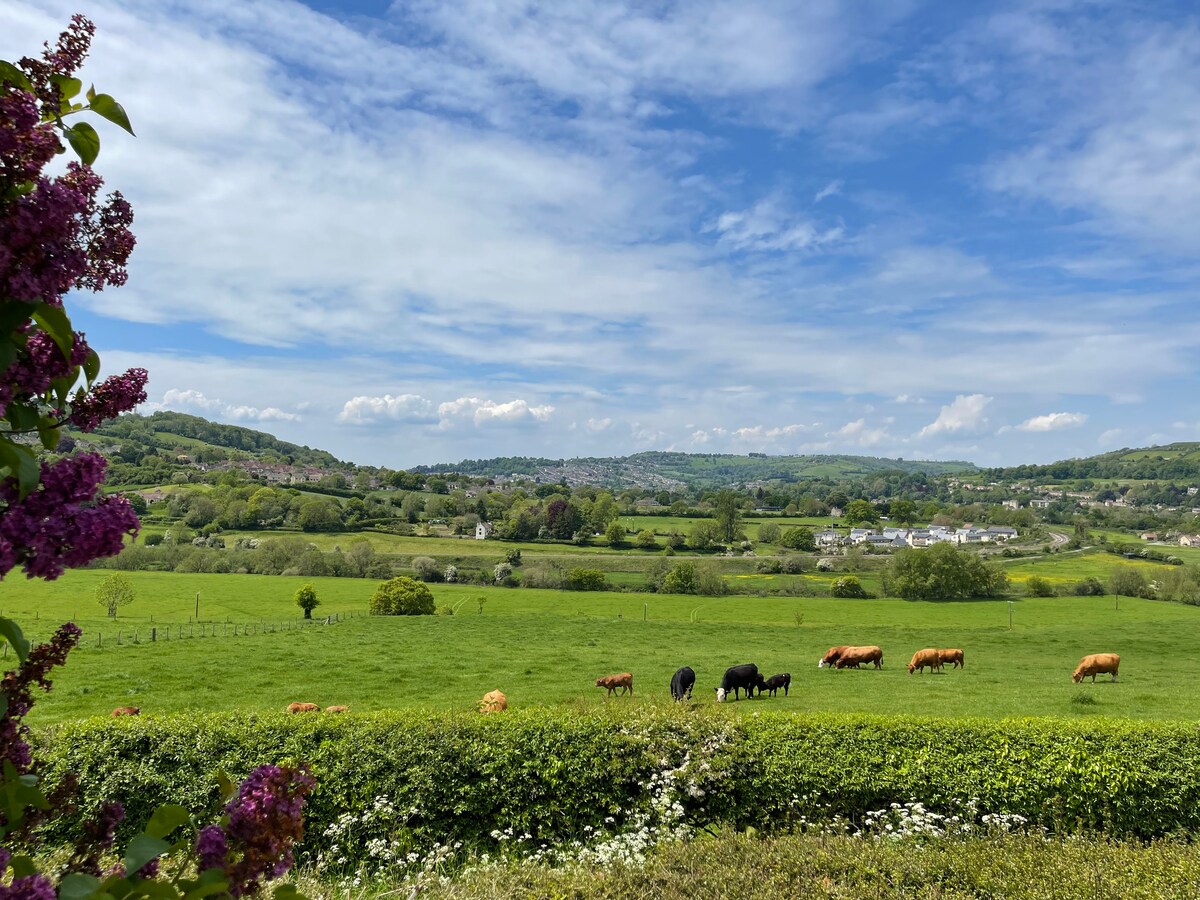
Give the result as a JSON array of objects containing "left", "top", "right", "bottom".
[{"left": 475, "top": 522, "right": 494, "bottom": 540}]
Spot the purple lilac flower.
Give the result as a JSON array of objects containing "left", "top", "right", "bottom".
[
  {"left": 0, "top": 873, "right": 56, "bottom": 900},
  {"left": 69, "top": 368, "right": 148, "bottom": 431},
  {"left": 199, "top": 765, "right": 315, "bottom": 897}
]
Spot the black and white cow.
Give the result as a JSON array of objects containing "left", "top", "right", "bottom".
[
  {"left": 670, "top": 666, "right": 696, "bottom": 701},
  {"left": 716, "top": 663, "right": 758, "bottom": 702}
]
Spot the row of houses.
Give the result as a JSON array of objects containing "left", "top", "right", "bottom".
[{"left": 816, "top": 525, "right": 1018, "bottom": 550}]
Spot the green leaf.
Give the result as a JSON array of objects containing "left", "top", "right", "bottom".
[
  {"left": 272, "top": 884, "right": 307, "bottom": 900},
  {"left": 124, "top": 833, "right": 169, "bottom": 877},
  {"left": 0, "top": 339, "right": 17, "bottom": 374},
  {"left": 0, "top": 441, "right": 40, "bottom": 497},
  {"left": 179, "top": 870, "right": 230, "bottom": 900},
  {"left": 215, "top": 771, "right": 237, "bottom": 802},
  {"left": 0, "top": 617, "right": 31, "bottom": 663},
  {"left": 65, "top": 121, "right": 100, "bottom": 165},
  {"left": 31, "top": 302, "right": 75, "bottom": 360},
  {"left": 49, "top": 73, "right": 83, "bottom": 100},
  {"left": 0, "top": 61, "right": 31, "bottom": 92},
  {"left": 59, "top": 873, "right": 104, "bottom": 900},
  {"left": 84, "top": 349, "right": 102, "bottom": 385},
  {"left": 89, "top": 94, "right": 135, "bottom": 136},
  {"left": 145, "top": 804, "right": 191, "bottom": 840},
  {"left": 37, "top": 423, "right": 61, "bottom": 451},
  {"left": 9, "top": 854, "right": 37, "bottom": 878},
  {"left": 87, "top": 83, "right": 96, "bottom": 101}
]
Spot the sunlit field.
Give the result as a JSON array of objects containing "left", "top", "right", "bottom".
[{"left": 7, "top": 570, "right": 1199, "bottom": 725}]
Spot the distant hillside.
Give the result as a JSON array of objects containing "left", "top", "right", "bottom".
[
  {"left": 986, "top": 443, "right": 1200, "bottom": 482},
  {"left": 79, "top": 415, "right": 345, "bottom": 468},
  {"left": 416, "top": 451, "right": 977, "bottom": 488}
]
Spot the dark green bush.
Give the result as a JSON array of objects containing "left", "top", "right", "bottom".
[
  {"left": 564, "top": 568, "right": 607, "bottom": 591},
  {"left": 34, "top": 709, "right": 1200, "bottom": 869}
]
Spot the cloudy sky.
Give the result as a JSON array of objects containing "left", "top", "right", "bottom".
[{"left": 5, "top": 1, "right": 1200, "bottom": 469}]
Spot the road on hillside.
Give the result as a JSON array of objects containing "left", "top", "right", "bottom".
[{"left": 1048, "top": 531, "right": 1070, "bottom": 548}]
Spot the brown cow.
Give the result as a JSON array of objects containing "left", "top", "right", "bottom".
[
  {"left": 478, "top": 690, "right": 507, "bottom": 713},
  {"left": 938, "top": 648, "right": 965, "bottom": 669},
  {"left": 818, "top": 646, "right": 850, "bottom": 668},
  {"left": 111, "top": 706, "right": 140, "bottom": 717},
  {"left": 835, "top": 646, "right": 883, "bottom": 669},
  {"left": 595, "top": 672, "right": 634, "bottom": 698},
  {"left": 286, "top": 702, "right": 320, "bottom": 713},
  {"left": 907, "top": 648, "right": 943, "bottom": 675},
  {"left": 324, "top": 705, "right": 349, "bottom": 713},
  {"left": 1073, "top": 653, "right": 1120, "bottom": 683}
]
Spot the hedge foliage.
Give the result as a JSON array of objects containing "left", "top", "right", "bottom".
[{"left": 34, "top": 709, "right": 1200, "bottom": 868}]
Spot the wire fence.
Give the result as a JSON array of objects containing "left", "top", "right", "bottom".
[{"left": 0, "top": 610, "right": 358, "bottom": 655}]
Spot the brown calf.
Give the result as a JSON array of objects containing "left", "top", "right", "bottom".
[
  {"left": 478, "top": 690, "right": 508, "bottom": 713},
  {"left": 938, "top": 648, "right": 965, "bottom": 669},
  {"left": 111, "top": 706, "right": 140, "bottom": 717},
  {"left": 595, "top": 672, "right": 634, "bottom": 698},
  {"left": 286, "top": 702, "right": 320, "bottom": 713},
  {"left": 907, "top": 648, "right": 943, "bottom": 675},
  {"left": 1073, "top": 653, "right": 1120, "bottom": 683},
  {"left": 324, "top": 705, "right": 349, "bottom": 713}
]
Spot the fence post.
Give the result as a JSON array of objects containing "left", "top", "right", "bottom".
[
  {"left": 134, "top": 628, "right": 139, "bottom": 643},
  {"left": 152, "top": 628, "right": 157, "bottom": 642},
  {"left": 117, "top": 630, "right": 121, "bottom": 645}
]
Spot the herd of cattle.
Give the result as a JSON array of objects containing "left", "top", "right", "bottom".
[{"left": 105, "top": 649, "right": 1122, "bottom": 718}]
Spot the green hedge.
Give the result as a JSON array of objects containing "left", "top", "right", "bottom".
[{"left": 33, "top": 709, "right": 1200, "bottom": 867}]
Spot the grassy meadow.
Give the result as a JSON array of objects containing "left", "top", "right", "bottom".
[{"left": 5, "top": 569, "right": 1200, "bottom": 725}]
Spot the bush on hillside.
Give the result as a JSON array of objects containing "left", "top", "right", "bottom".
[
  {"left": 565, "top": 568, "right": 607, "bottom": 591},
  {"left": 831, "top": 576, "right": 868, "bottom": 599},
  {"left": 369, "top": 576, "right": 435, "bottom": 616}
]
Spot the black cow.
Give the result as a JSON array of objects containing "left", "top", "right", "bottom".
[
  {"left": 670, "top": 666, "right": 696, "bottom": 701},
  {"left": 716, "top": 663, "right": 758, "bottom": 702},
  {"left": 760, "top": 673, "right": 791, "bottom": 697}
]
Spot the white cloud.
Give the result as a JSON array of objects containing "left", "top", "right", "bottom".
[
  {"left": 1013, "top": 411, "right": 1088, "bottom": 432},
  {"left": 437, "top": 397, "right": 555, "bottom": 429},
  {"left": 813, "top": 180, "right": 842, "bottom": 203},
  {"left": 586, "top": 417, "right": 613, "bottom": 432},
  {"left": 1098, "top": 428, "right": 1126, "bottom": 447},
  {"left": 148, "top": 388, "right": 301, "bottom": 424},
  {"left": 828, "top": 418, "right": 890, "bottom": 447},
  {"left": 918, "top": 395, "right": 992, "bottom": 438},
  {"left": 338, "top": 394, "right": 435, "bottom": 425},
  {"left": 710, "top": 196, "right": 844, "bottom": 252}
]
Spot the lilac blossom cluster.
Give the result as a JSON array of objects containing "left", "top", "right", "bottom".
[
  {"left": 196, "top": 765, "right": 316, "bottom": 897},
  {"left": 0, "top": 623, "right": 80, "bottom": 777},
  {"left": 0, "top": 455, "right": 139, "bottom": 579},
  {"left": 69, "top": 368, "right": 148, "bottom": 431}
]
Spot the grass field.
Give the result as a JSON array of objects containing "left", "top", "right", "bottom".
[{"left": 6, "top": 569, "right": 1200, "bottom": 725}]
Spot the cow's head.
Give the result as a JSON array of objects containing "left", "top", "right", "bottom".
[
  {"left": 1071, "top": 670, "right": 1084, "bottom": 683},
  {"left": 715, "top": 687, "right": 727, "bottom": 703},
  {"left": 817, "top": 659, "right": 826, "bottom": 668}
]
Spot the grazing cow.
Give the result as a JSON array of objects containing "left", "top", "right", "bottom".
[
  {"left": 760, "top": 673, "right": 791, "bottom": 697},
  {"left": 670, "top": 666, "right": 696, "bottom": 701},
  {"left": 835, "top": 646, "right": 883, "bottom": 669},
  {"left": 596, "top": 672, "right": 634, "bottom": 698},
  {"left": 1073, "top": 653, "right": 1120, "bottom": 684},
  {"left": 324, "top": 705, "right": 349, "bottom": 713},
  {"left": 286, "top": 702, "right": 319, "bottom": 714},
  {"left": 907, "top": 648, "right": 943, "bottom": 675},
  {"left": 818, "top": 646, "right": 850, "bottom": 669},
  {"left": 716, "top": 664, "right": 759, "bottom": 702},
  {"left": 478, "top": 690, "right": 507, "bottom": 713},
  {"left": 938, "top": 648, "right": 965, "bottom": 669},
  {"left": 111, "top": 706, "right": 140, "bottom": 717}
]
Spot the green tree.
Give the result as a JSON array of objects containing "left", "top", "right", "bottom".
[
  {"left": 634, "top": 529, "right": 659, "bottom": 549},
  {"left": 96, "top": 573, "right": 135, "bottom": 618},
  {"left": 688, "top": 520, "right": 721, "bottom": 551},
  {"left": 1109, "top": 566, "right": 1147, "bottom": 602},
  {"left": 1025, "top": 576, "right": 1056, "bottom": 597},
  {"left": 298, "top": 498, "right": 343, "bottom": 531},
  {"left": 605, "top": 520, "right": 626, "bottom": 547},
  {"left": 369, "top": 576, "right": 435, "bottom": 615},
  {"left": 844, "top": 499, "right": 878, "bottom": 525},
  {"left": 885, "top": 543, "right": 1008, "bottom": 600},
  {"left": 888, "top": 499, "right": 917, "bottom": 525},
  {"left": 662, "top": 560, "right": 698, "bottom": 594},
  {"left": 411, "top": 556, "right": 440, "bottom": 581},
  {"left": 714, "top": 489, "right": 743, "bottom": 542},
  {"left": 294, "top": 583, "right": 320, "bottom": 619},
  {"left": 780, "top": 527, "right": 817, "bottom": 552},
  {"left": 757, "top": 523, "right": 781, "bottom": 544}
]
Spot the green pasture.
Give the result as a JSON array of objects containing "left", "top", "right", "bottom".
[
  {"left": 999, "top": 549, "right": 1184, "bottom": 584},
  {"left": 5, "top": 570, "right": 1200, "bottom": 724}
]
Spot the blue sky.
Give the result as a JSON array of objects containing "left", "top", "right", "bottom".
[{"left": 5, "top": 0, "right": 1200, "bottom": 468}]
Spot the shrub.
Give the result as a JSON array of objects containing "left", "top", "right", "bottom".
[
  {"left": 756, "top": 559, "right": 783, "bottom": 574},
  {"left": 505, "top": 548, "right": 522, "bottom": 566},
  {"left": 830, "top": 576, "right": 868, "bottom": 599},
  {"left": 1025, "top": 576, "right": 1056, "bottom": 597},
  {"left": 816, "top": 558, "right": 835, "bottom": 572},
  {"left": 143, "top": 533, "right": 164, "bottom": 547},
  {"left": 565, "top": 568, "right": 608, "bottom": 591},
  {"left": 35, "top": 709, "right": 1200, "bottom": 873},
  {"left": 634, "top": 530, "right": 659, "bottom": 549},
  {"left": 781, "top": 555, "right": 805, "bottom": 575},
  {"left": 369, "top": 576, "right": 435, "bottom": 616},
  {"left": 1069, "top": 577, "right": 1106, "bottom": 596},
  {"left": 443, "top": 564, "right": 458, "bottom": 583},
  {"left": 411, "top": 556, "right": 441, "bottom": 581},
  {"left": 493, "top": 562, "right": 513, "bottom": 585}
]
